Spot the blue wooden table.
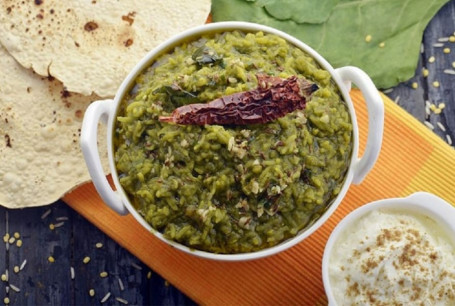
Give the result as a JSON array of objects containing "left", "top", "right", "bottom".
[{"left": 1, "top": 1, "right": 454, "bottom": 304}]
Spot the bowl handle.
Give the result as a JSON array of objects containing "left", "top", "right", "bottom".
[
  {"left": 80, "top": 99, "right": 128, "bottom": 215},
  {"left": 335, "top": 66, "right": 384, "bottom": 184}
]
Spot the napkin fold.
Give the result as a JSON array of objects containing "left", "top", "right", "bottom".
[{"left": 63, "top": 90, "right": 455, "bottom": 305}]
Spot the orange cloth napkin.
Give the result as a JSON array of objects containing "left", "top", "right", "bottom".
[{"left": 63, "top": 90, "right": 455, "bottom": 305}]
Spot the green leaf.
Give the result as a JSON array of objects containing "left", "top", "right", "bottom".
[
  {"left": 251, "top": 0, "right": 339, "bottom": 24},
  {"left": 212, "top": 0, "right": 450, "bottom": 89}
]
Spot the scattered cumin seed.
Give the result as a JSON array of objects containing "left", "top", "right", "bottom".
[
  {"left": 9, "top": 283, "right": 20, "bottom": 292},
  {"left": 100, "top": 292, "right": 111, "bottom": 303},
  {"left": 131, "top": 262, "right": 142, "bottom": 270},
  {"left": 53, "top": 222, "right": 65, "bottom": 228},
  {"left": 424, "top": 121, "right": 434, "bottom": 130},
  {"left": 365, "top": 34, "right": 372, "bottom": 42},
  {"left": 118, "top": 278, "right": 125, "bottom": 291},
  {"left": 100, "top": 271, "right": 108, "bottom": 278},
  {"left": 13, "top": 232, "right": 20, "bottom": 239},
  {"left": 432, "top": 81, "right": 440, "bottom": 88},
  {"left": 95, "top": 242, "right": 103, "bottom": 248},
  {"left": 446, "top": 134, "right": 453, "bottom": 145},
  {"left": 48, "top": 256, "right": 55, "bottom": 263},
  {"left": 20, "top": 259, "right": 27, "bottom": 271},
  {"left": 443, "top": 69, "right": 455, "bottom": 75},
  {"left": 429, "top": 56, "right": 436, "bottom": 63},
  {"left": 13, "top": 266, "right": 19, "bottom": 273},
  {"left": 437, "top": 122, "right": 446, "bottom": 132},
  {"left": 41, "top": 209, "right": 52, "bottom": 219},
  {"left": 83, "top": 256, "right": 91, "bottom": 264},
  {"left": 89, "top": 289, "right": 95, "bottom": 297},
  {"left": 443, "top": 47, "right": 451, "bottom": 53},
  {"left": 16, "top": 240, "right": 22, "bottom": 247},
  {"left": 116, "top": 297, "right": 129, "bottom": 305},
  {"left": 49, "top": 223, "right": 55, "bottom": 230}
]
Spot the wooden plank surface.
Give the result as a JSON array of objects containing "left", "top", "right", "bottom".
[{"left": 1, "top": 1, "right": 454, "bottom": 305}]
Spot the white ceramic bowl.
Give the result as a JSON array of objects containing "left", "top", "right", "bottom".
[
  {"left": 80, "top": 21, "right": 384, "bottom": 261},
  {"left": 322, "top": 192, "right": 455, "bottom": 305}
]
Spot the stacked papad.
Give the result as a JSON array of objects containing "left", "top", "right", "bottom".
[{"left": 0, "top": 0, "right": 210, "bottom": 207}]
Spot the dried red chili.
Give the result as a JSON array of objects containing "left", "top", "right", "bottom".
[{"left": 159, "top": 75, "right": 318, "bottom": 125}]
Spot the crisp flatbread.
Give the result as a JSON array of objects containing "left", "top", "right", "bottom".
[
  {"left": 0, "top": 0, "right": 210, "bottom": 97},
  {"left": 0, "top": 46, "right": 109, "bottom": 208}
]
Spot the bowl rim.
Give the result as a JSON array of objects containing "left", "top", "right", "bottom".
[
  {"left": 322, "top": 191, "right": 455, "bottom": 305},
  {"left": 107, "top": 21, "right": 361, "bottom": 261}
]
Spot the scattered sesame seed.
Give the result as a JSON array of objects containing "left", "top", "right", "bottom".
[
  {"left": 379, "top": 42, "right": 385, "bottom": 48},
  {"left": 100, "top": 271, "right": 108, "bottom": 278},
  {"left": 95, "top": 243, "right": 103, "bottom": 248},
  {"left": 131, "top": 263, "right": 142, "bottom": 271},
  {"left": 443, "top": 69, "right": 455, "bottom": 75},
  {"left": 365, "top": 34, "right": 372, "bottom": 42},
  {"left": 411, "top": 82, "right": 418, "bottom": 89},
  {"left": 447, "top": 134, "right": 453, "bottom": 145},
  {"left": 429, "top": 56, "right": 436, "bottom": 63},
  {"left": 13, "top": 232, "right": 20, "bottom": 239},
  {"left": 100, "top": 292, "right": 111, "bottom": 304},
  {"left": 147, "top": 271, "right": 152, "bottom": 279},
  {"left": 13, "top": 266, "right": 19, "bottom": 273},
  {"left": 48, "top": 256, "right": 55, "bottom": 263},
  {"left": 450, "top": 36, "right": 455, "bottom": 42},
  {"left": 1, "top": 274, "right": 7, "bottom": 282},
  {"left": 4, "top": 297, "right": 10, "bottom": 305},
  {"left": 41, "top": 209, "right": 52, "bottom": 219},
  {"left": 49, "top": 223, "right": 55, "bottom": 230},
  {"left": 432, "top": 81, "right": 440, "bottom": 88},
  {"left": 443, "top": 47, "right": 451, "bottom": 53},
  {"left": 116, "top": 297, "right": 129, "bottom": 305},
  {"left": 437, "top": 122, "right": 446, "bottom": 132},
  {"left": 83, "top": 256, "right": 91, "bottom": 264},
  {"left": 8, "top": 237, "right": 15, "bottom": 244},
  {"left": 438, "top": 37, "right": 449, "bottom": 42},
  {"left": 3, "top": 233, "right": 10, "bottom": 243},
  {"left": 53, "top": 222, "right": 65, "bottom": 228},
  {"left": 89, "top": 289, "right": 95, "bottom": 297},
  {"left": 422, "top": 68, "right": 429, "bottom": 77},
  {"left": 71, "top": 267, "right": 75, "bottom": 280},
  {"left": 452, "top": 61, "right": 455, "bottom": 68},
  {"left": 16, "top": 240, "right": 22, "bottom": 248},
  {"left": 432, "top": 43, "right": 444, "bottom": 47},
  {"left": 424, "top": 121, "right": 434, "bottom": 130},
  {"left": 9, "top": 283, "right": 20, "bottom": 292},
  {"left": 118, "top": 278, "right": 125, "bottom": 291},
  {"left": 20, "top": 259, "right": 27, "bottom": 271}
]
